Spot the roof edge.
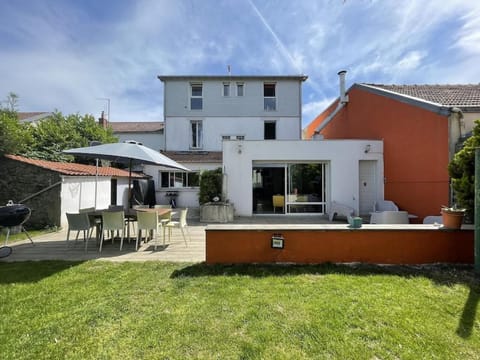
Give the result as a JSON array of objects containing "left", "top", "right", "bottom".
[
  {"left": 157, "top": 74, "right": 308, "bottom": 82},
  {"left": 354, "top": 84, "right": 451, "bottom": 116}
]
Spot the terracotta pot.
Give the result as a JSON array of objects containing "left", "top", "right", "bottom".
[{"left": 441, "top": 210, "right": 464, "bottom": 229}]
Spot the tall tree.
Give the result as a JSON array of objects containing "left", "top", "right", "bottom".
[
  {"left": 448, "top": 119, "right": 480, "bottom": 219},
  {"left": 22, "top": 112, "right": 117, "bottom": 161}
]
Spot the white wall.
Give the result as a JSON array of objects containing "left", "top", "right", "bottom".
[
  {"left": 223, "top": 139, "right": 384, "bottom": 216},
  {"left": 143, "top": 162, "right": 222, "bottom": 208},
  {"left": 60, "top": 176, "right": 131, "bottom": 227},
  {"left": 165, "top": 116, "right": 300, "bottom": 151}
]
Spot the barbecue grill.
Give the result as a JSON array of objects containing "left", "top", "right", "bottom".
[{"left": 0, "top": 202, "right": 34, "bottom": 246}]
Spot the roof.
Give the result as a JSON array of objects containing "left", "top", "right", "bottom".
[
  {"left": 109, "top": 122, "right": 164, "bottom": 133},
  {"left": 160, "top": 151, "right": 222, "bottom": 164},
  {"left": 17, "top": 112, "right": 53, "bottom": 123},
  {"left": 5, "top": 155, "right": 144, "bottom": 178},
  {"left": 158, "top": 75, "right": 308, "bottom": 82},
  {"left": 361, "top": 84, "right": 480, "bottom": 108}
]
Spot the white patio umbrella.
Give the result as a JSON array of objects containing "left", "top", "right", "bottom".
[{"left": 63, "top": 142, "right": 190, "bottom": 207}]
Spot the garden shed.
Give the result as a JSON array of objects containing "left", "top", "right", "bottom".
[{"left": 0, "top": 155, "right": 145, "bottom": 228}]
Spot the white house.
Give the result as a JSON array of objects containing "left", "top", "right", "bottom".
[
  {"left": 144, "top": 73, "right": 385, "bottom": 217},
  {"left": 143, "top": 75, "right": 308, "bottom": 208},
  {"left": 109, "top": 121, "right": 165, "bottom": 151}
]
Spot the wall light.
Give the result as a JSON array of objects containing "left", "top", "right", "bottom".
[
  {"left": 271, "top": 233, "right": 284, "bottom": 249},
  {"left": 237, "top": 144, "right": 242, "bottom": 154},
  {"left": 364, "top": 144, "right": 371, "bottom": 153}
]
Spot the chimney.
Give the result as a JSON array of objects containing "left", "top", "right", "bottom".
[
  {"left": 338, "top": 70, "right": 349, "bottom": 103},
  {"left": 98, "top": 111, "right": 108, "bottom": 128}
]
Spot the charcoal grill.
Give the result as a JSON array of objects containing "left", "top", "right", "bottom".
[{"left": 0, "top": 202, "right": 34, "bottom": 246}]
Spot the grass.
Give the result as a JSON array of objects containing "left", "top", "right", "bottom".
[{"left": 0, "top": 261, "right": 479, "bottom": 359}]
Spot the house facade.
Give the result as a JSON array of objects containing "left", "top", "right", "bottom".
[
  {"left": 144, "top": 75, "right": 308, "bottom": 209},
  {"left": 303, "top": 79, "right": 480, "bottom": 220},
  {"left": 145, "top": 74, "right": 385, "bottom": 217},
  {"left": 109, "top": 121, "right": 165, "bottom": 151}
]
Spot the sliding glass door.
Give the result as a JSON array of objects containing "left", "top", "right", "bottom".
[{"left": 252, "top": 162, "right": 328, "bottom": 214}]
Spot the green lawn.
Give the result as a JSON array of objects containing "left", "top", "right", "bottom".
[{"left": 0, "top": 261, "right": 479, "bottom": 359}]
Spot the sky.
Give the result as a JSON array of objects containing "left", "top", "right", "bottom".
[{"left": 1, "top": 0, "right": 479, "bottom": 128}]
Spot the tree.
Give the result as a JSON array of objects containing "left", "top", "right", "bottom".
[
  {"left": 448, "top": 119, "right": 480, "bottom": 220},
  {"left": 0, "top": 109, "right": 32, "bottom": 156},
  {"left": 22, "top": 111, "right": 118, "bottom": 162},
  {"left": 4, "top": 92, "right": 19, "bottom": 111}
]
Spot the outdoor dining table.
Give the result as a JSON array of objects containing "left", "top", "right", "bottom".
[{"left": 88, "top": 207, "right": 172, "bottom": 245}]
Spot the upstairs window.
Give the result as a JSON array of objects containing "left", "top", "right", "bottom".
[
  {"left": 264, "top": 121, "right": 276, "bottom": 140},
  {"left": 191, "top": 120, "right": 203, "bottom": 149},
  {"left": 190, "top": 83, "right": 203, "bottom": 110},
  {"left": 264, "top": 83, "right": 276, "bottom": 111},
  {"left": 236, "top": 82, "right": 244, "bottom": 96},
  {"left": 223, "top": 82, "right": 230, "bottom": 97}
]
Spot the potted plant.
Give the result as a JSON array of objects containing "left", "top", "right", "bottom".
[{"left": 441, "top": 205, "right": 466, "bottom": 229}]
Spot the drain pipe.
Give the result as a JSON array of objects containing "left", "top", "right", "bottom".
[{"left": 312, "top": 70, "right": 349, "bottom": 138}]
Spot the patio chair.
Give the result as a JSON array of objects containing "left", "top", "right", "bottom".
[
  {"left": 155, "top": 204, "right": 173, "bottom": 224},
  {"left": 136, "top": 210, "right": 164, "bottom": 250},
  {"left": 99, "top": 210, "right": 126, "bottom": 252},
  {"left": 165, "top": 208, "right": 190, "bottom": 246},
  {"left": 423, "top": 215, "right": 443, "bottom": 225},
  {"left": 66, "top": 212, "right": 95, "bottom": 252},
  {"left": 272, "top": 195, "right": 285, "bottom": 213},
  {"left": 79, "top": 207, "right": 101, "bottom": 239},
  {"left": 373, "top": 200, "right": 399, "bottom": 212},
  {"left": 329, "top": 201, "right": 354, "bottom": 222}
]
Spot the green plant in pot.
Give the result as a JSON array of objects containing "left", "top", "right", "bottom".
[{"left": 441, "top": 205, "right": 466, "bottom": 229}]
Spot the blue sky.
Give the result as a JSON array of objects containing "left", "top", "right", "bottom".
[{"left": 1, "top": 0, "right": 479, "bottom": 127}]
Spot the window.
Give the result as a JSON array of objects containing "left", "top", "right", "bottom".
[
  {"left": 191, "top": 120, "right": 203, "bottom": 149},
  {"left": 190, "top": 83, "right": 203, "bottom": 110},
  {"left": 236, "top": 82, "right": 244, "bottom": 96},
  {"left": 236, "top": 135, "right": 245, "bottom": 140},
  {"left": 223, "top": 82, "right": 230, "bottom": 97},
  {"left": 160, "top": 171, "right": 200, "bottom": 188},
  {"left": 264, "top": 83, "right": 276, "bottom": 111},
  {"left": 264, "top": 121, "right": 276, "bottom": 140},
  {"left": 222, "top": 135, "right": 231, "bottom": 140}
]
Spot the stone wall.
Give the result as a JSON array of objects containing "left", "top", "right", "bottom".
[{"left": 0, "top": 157, "right": 62, "bottom": 229}]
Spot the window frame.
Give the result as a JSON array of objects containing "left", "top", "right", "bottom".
[
  {"left": 190, "top": 120, "right": 203, "bottom": 149},
  {"left": 223, "top": 82, "right": 231, "bottom": 97},
  {"left": 190, "top": 82, "right": 203, "bottom": 110},
  {"left": 263, "top": 82, "right": 276, "bottom": 111},
  {"left": 264, "top": 120, "right": 276, "bottom": 140},
  {"left": 236, "top": 82, "right": 244, "bottom": 97},
  {"left": 159, "top": 170, "right": 200, "bottom": 189}
]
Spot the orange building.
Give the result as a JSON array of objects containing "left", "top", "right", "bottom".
[{"left": 304, "top": 75, "right": 480, "bottom": 220}]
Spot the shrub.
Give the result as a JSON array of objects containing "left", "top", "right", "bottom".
[
  {"left": 199, "top": 168, "right": 222, "bottom": 205},
  {"left": 448, "top": 119, "right": 480, "bottom": 220}
]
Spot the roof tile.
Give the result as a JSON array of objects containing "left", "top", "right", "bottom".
[
  {"left": 364, "top": 84, "right": 480, "bottom": 107},
  {"left": 5, "top": 155, "right": 144, "bottom": 178}
]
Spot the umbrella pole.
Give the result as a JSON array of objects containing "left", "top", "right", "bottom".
[
  {"left": 95, "top": 158, "right": 98, "bottom": 209},
  {"left": 128, "top": 159, "right": 132, "bottom": 209}
]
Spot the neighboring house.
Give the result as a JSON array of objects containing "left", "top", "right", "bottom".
[
  {"left": 145, "top": 74, "right": 384, "bottom": 216},
  {"left": 17, "top": 112, "right": 53, "bottom": 125},
  {"left": 108, "top": 121, "right": 165, "bottom": 151},
  {"left": 303, "top": 73, "right": 480, "bottom": 219},
  {"left": 0, "top": 155, "right": 144, "bottom": 228}
]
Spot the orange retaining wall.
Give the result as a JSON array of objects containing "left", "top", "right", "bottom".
[{"left": 205, "top": 225, "right": 474, "bottom": 265}]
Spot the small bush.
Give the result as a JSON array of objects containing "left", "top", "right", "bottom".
[{"left": 199, "top": 168, "right": 222, "bottom": 205}]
